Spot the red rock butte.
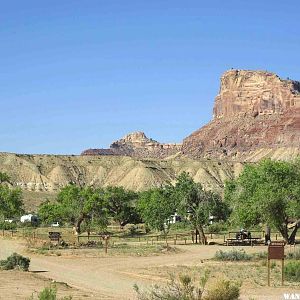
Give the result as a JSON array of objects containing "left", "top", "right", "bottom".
[{"left": 182, "top": 69, "right": 300, "bottom": 161}]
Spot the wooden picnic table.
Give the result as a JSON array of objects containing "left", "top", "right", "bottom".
[{"left": 225, "top": 237, "right": 261, "bottom": 246}]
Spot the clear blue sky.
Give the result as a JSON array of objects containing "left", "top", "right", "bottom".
[{"left": 1, "top": 1, "right": 299, "bottom": 154}]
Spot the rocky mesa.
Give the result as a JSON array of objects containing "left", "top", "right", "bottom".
[
  {"left": 182, "top": 69, "right": 300, "bottom": 161},
  {"left": 82, "top": 131, "right": 182, "bottom": 159}
]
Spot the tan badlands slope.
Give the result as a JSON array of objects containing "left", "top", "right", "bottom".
[{"left": 0, "top": 152, "right": 243, "bottom": 208}]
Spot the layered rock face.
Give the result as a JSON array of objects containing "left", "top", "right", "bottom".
[
  {"left": 82, "top": 131, "right": 182, "bottom": 159},
  {"left": 182, "top": 70, "right": 300, "bottom": 161}
]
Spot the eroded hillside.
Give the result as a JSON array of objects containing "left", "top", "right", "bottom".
[{"left": 0, "top": 152, "right": 243, "bottom": 209}]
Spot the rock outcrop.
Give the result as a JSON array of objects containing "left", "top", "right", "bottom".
[
  {"left": 82, "top": 131, "right": 182, "bottom": 159},
  {"left": 182, "top": 69, "right": 300, "bottom": 161}
]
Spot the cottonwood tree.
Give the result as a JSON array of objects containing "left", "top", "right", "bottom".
[
  {"left": 0, "top": 172, "right": 24, "bottom": 221},
  {"left": 39, "top": 185, "right": 108, "bottom": 234},
  {"left": 103, "top": 186, "right": 141, "bottom": 227},
  {"left": 138, "top": 188, "right": 176, "bottom": 234},
  {"left": 173, "top": 172, "right": 229, "bottom": 245},
  {"left": 225, "top": 159, "right": 300, "bottom": 244}
]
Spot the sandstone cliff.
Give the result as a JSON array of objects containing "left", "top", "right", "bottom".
[
  {"left": 82, "top": 131, "right": 182, "bottom": 159},
  {"left": 182, "top": 69, "right": 300, "bottom": 161}
]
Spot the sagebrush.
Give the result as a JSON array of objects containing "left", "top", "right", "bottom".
[
  {"left": 0, "top": 253, "right": 30, "bottom": 271},
  {"left": 134, "top": 271, "right": 241, "bottom": 300}
]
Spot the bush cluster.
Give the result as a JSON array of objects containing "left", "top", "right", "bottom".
[
  {"left": 205, "top": 279, "right": 241, "bottom": 300},
  {"left": 0, "top": 253, "right": 30, "bottom": 271},
  {"left": 214, "top": 249, "right": 251, "bottom": 261},
  {"left": 134, "top": 271, "right": 240, "bottom": 300},
  {"left": 0, "top": 221, "right": 17, "bottom": 230}
]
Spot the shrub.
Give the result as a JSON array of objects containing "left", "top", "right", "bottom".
[
  {"left": 214, "top": 249, "right": 251, "bottom": 261},
  {"left": 0, "top": 221, "right": 17, "bottom": 230},
  {"left": 207, "top": 222, "right": 228, "bottom": 233},
  {"left": 284, "top": 261, "right": 300, "bottom": 282},
  {"left": 134, "top": 271, "right": 241, "bottom": 300},
  {"left": 0, "top": 253, "right": 30, "bottom": 271},
  {"left": 28, "top": 286, "right": 72, "bottom": 300},
  {"left": 253, "top": 251, "right": 267, "bottom": 260},
  {"left": 134, "top": 271, "right": 210, "bottom": 300},
  {"left": 204, "top": 279, "right": 240, "bottom": 300},
  {"left": 37, "top": 287, "right": 57, "bottom": 300},
  {"left": 286, "top": 248, "right": 300, "bottom": 260}
]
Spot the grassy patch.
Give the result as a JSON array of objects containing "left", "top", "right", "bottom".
[
  {"left": 284, "top": 260, "right": 300, "bottom": 282},
  {"left": 214, "top": 249, "right": 252, "bottom": 261}
]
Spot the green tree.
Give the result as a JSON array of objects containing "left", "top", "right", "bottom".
[
  {"left": 225, "top": 159, "right": 300, "bottom": 244},
  {"left": 138, "top": 187, "right": 176, "bottom": 234},
  {"left": 0, "top": 172, "right": 24, "bottom": 221},
  {"left": 38, "top": 185, "right": 108, "bottom": 234},
  {"left": 38, "top": 201, "right": 64, "bottom": 225},
  {"left": 103, "top": 186, "right": 141, "bottom": 227},
  {"left": 173, "top": 172, "right": 228, "bottom": 245}
]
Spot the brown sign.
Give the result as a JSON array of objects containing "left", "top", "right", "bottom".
[
  {"left": 268, "top": 242, "right": 285, "bottom": 260},
  {"left": 49, "top": 232, "right": 61, "bottom": 241},
  {"left": 267, "top": 242, "right": 285, "bottom": 286}
]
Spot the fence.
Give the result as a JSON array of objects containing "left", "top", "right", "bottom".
[{"left": 1, "top": 227, "right": 299, "bottom": 247}]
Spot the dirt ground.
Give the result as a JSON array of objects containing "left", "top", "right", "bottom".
[{"left": 0, "top": 237, "right": 299, "bottom": 300}]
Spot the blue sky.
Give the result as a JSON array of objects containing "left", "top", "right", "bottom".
[{"left": 1, "top": 1, "right": 299, "bottom": 154}]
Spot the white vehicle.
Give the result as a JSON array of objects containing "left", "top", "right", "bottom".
[
  {"left": 4, "top": 219, "right": 14, "bottom": 223},
  {"left": 165, "top": 212, "right": 182, "bottom": 227},
  {"left": 51, "top": 222, "right": 60, "bottom": 227},
  {"left": 20, "top": 214, "right": 38, "bottom": 224}
]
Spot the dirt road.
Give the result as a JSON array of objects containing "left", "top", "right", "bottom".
[{"left": 0, "top": 238, "right": 299, "bottom": 300}]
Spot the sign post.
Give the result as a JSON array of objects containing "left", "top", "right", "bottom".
[
  {"left": 267, "top": 241, "right": 285, "bottom": 286},
  {"left": 102, "top": 235, "right": 110, "bottom": 254}
]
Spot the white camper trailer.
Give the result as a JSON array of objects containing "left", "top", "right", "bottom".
[{"left": 20, "top": 214, "right": 38, "bottom": 225}]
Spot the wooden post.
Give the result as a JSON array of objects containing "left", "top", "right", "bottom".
[
  {"left": 276, "top": 234, "right": 278, "bottom": 240},
  {"left": 192, "top": 232, "right": 194, "bottom": 243},
  {"left": 184, "top": 238, "right": 187, "bottom": 245},
  {"left": 267, "top": 259, "right": 270, "bottom": 286},
  {"left": 281, "top": 259, "right": 284, "bottom": 286},
  {"left": 105, "top": 238, "right": 108, "bottom": 254},
  {"left": 77, "top": 235, "right": 80, "bottom": 244},
  {"left": 151, "top": 239, "right": 154, "bottom": 245},
  {"left": 174, "top": 239, "right": 176, "bottom": 245},
  {"left": 165, "top": 236, "right": 168, "bottom": 247},
  {"left": 138, "top": 236, "right": 140, "bottom": 242}
]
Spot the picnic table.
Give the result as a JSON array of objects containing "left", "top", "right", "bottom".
[{"left": 225, "top": 237, "right": 261, "bottom": 246}]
